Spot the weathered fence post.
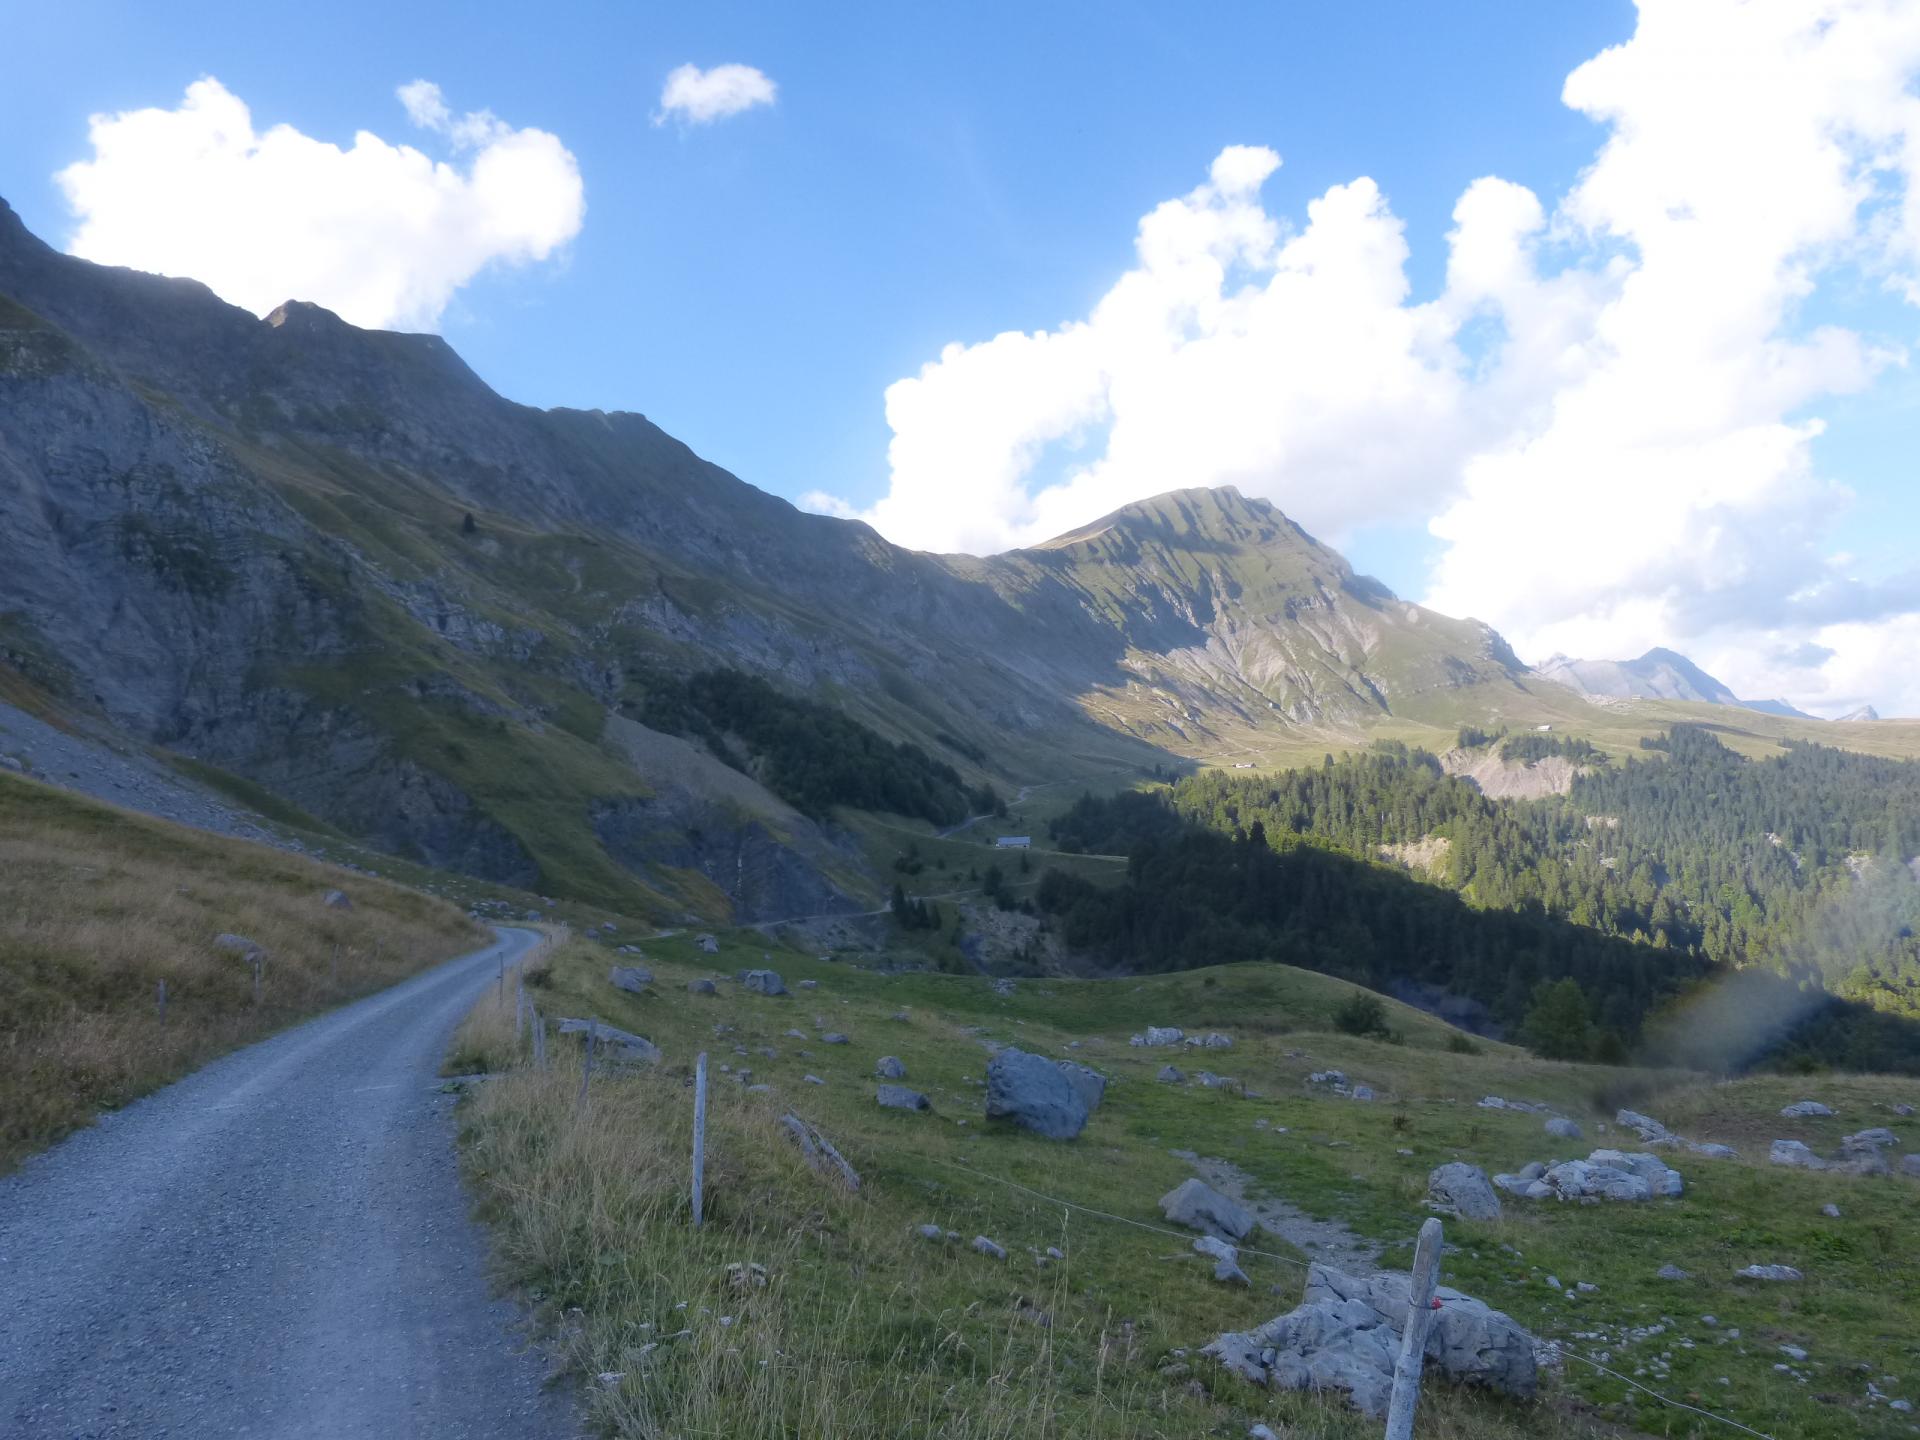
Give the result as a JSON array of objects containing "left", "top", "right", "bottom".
[
  {"left": 1385, "top": 1216, "right": 1445, "bottom": 1440},
  {"left": 156, "top": 979, "right": 167, "bottom": 1022},
  {"left": 692, "top": 1052, "right": 708, "bottom": 1228},
  {"left": 497, "top": 948, "right": 505, "bottom": 1005},
  {"left": 577, "top": 1020, "right": 596, "bottom": 1114},
  {"left": 330, "top": 943, "right": 340, "bottom": 987},
  {"left": 532, "top": 1011, "right": 547, "bottom": 1071},
  {"left": 515, "top": 977, "right": 527, "bottom": 1043},
  {"left": 250, "top": 954, "right": 263, "bottom": 1006}
]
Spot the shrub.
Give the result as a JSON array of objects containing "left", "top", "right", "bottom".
[{"left": 1333, "top": 990, "right": 1390, "bottom": 1038}]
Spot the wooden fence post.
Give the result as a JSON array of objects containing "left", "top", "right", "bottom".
[
  {"left": 250, "top": 955, "right": 263, "bottom": 1006},
  {"left": 692, "top": 1052, "right": 708, "bottom": 1228},
  {"left": 1385, "top": 1217, "right": 1445, "bottom": 1440},
  {"left": 532, "top": 1011, "right": 547, "bottom": 1071},
  {"left": 515, "top": 977, "right": 527, "bottom": 1043},
  {"left": 330, "top": 944, "right": 339, "bottom": 987},
  {"left": 497, "top": 948, "right": 505, "bottom": 1006},
  {"left": 577, "top": 1020, "right": 596, "bottom": 1114},
  {"left": 156, "top": 979, "right": 167, "bottom": 1022}
]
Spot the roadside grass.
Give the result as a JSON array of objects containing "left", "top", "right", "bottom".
[
  {"left": 462, "top": 934, "right": 1806, "bottom": 1437},
  {"left": 444, "top": 930, "right": 556, "bottom": 1076},
  {"left": 0, "top": 769, "right": 485, "bottom": 1170}
]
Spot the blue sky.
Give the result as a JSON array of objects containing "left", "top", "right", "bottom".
[{"left": 6, "top": 1, "right": 1920, "bottom": 714}]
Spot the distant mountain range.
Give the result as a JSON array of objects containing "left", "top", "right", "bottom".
[{"left": 1535, "top": 648, "right": 1847, "bottom": 721}]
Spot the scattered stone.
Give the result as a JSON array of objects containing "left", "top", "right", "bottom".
[
  {"left": 1843, "top": 1127, "right": 1898, "bottom": 1152},
  {"left": 1780, "top": 1100, "right": 1834, "bottom": 1118},
  {"left": 972, "top": 1235, "right": 1007, "bottom": 1260},
  {"left": 555, "top": 1018, "right": 659, "bottom": 1064},
  {"left": 743, "top": 969, "right": 787, "bottom": 996},
  {"left": 876, "top": 1056, "right": 907, "bottom": 1079},
  {"left": 797, "top": 979, "right": 819, "bottom": 990},
  {"left": 1821, "top": 1203, "right": 1842, "bottom": 1218},
  {"left": 1616, "top": 1109, "right": 1674, "bottom": 1144},
  {"left": 803, "top": 1074, "right": 824, "bottom": 1086},
  {"left": 1249, "top": 1427, "right": 1281, "bottom": 1440},
  {"left": 1545, "top": 1117, "right": 1584, "bottom": 1140},
  {"left": 1770, "top": 1139, "right": 1826, "bottom": 1170},
  {"left": 607, "top": 964, "right": 653, "bottom": 994},
  {"left": 1656, "top": 1264, "right": 1691, "bottom": 1280},
  {"left": 915, "top": 1223, "right": 946, "bottom": 1242},
  {"left": 212, "top": 932, "right": 264, "bottom": 958},
  {"left": 820, "top": 1032, "right": 850, "bottom": 1045},
  {"left": 1350, "top": 1085, "right": 1376, "bottom": 1102},
  {"left": 985, "top": 1047, "right": 1104, "bottom": 1139},
  {"left": 1902, "top": 1154, "right": 1920, "bottom": 1178},
  {"left": 1193, "top": 1235, "right": 1250, "bottom": 1285},
  {"left": 1130, "top": 1026, "right": 1184, "bottom": 1047},
  {"left": 1891, "top": 1103, "right": 1916, "bottom": 1117},
  {"left": 1780, "top": 1345, "right": 1809, "bottom": 1362},
  {"left": 1198, "top": 1072, "right": 1236, "bottom": 1089},
  {"left": 785, "top": 1028, "right": 806, "bottom": 1039},
  {"left": 1157, "top": 1064, "right": 1185, "bottom": 1083},
  {"left": 1428, "top": 1163, "right": 1503, "bottom": 1220},
  {"left": 1203, "top": 1263, "right": 1536, "bottom": 1417},
  {"left": 876, "top": 1084, "right": 930, "bottom": 1112},
  {"left": 1687, "top": 1142, "right": 1737, "bottom": 1159},
  {"left": 321, "top": 888, "right": 353, "bottom": 910},
  {"left": 697, "top": 934, "right": 720, "bottom": 954},
  {"left": 1735, "top": 1264, "right": 1804, "bottom": 1282},
  {"left": 989, "top": 977, "right": 1016, "bottom": 998},
  {"left": 1160, "top": 1177, "right": 1255, "bottom": 1240},
  {"left": 1308, "top": 1070, "right": 1347, "bottom": 1088},
  {"left": 779, "top": 1113, "right": 860, "bottom": 1191},
  {"left": 1189, "top": 1032, "right": 1233, "bottom": 1049},
  {"left": 1586, "top": 1149, "right": 1685, "bottom": 1196},
  {"left": 1539, "top": 1159, "right": 1648, "bottom": 1202}
]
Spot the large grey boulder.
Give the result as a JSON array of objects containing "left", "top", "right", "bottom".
[
  {"left": 1545, "top": 1117, "right": 1584, "bottom": 1141},
  {"left": 1770, "top": 1139, "right": 1825, "bottom": 1170},
  {"left": 1160, "top": 1177, "right": 1255, "bottom": 1240},
  {"left": 696, "top": 933, "right": 720, "bottom": 954},
  {"left": 1587, "top": 1149, "right": 1684, "bottom": 1197},
  {"left": 1843, "top": 1127, "right": 1898, "bottom": 1152},
  {"left": 743, "top": 969, "right": 786, "bottom": 996},
  {"left": 607, "top": 964, "right": 652, "bottom": 994},
  {"left": 556, "top": 1018, "right": 659, "bottom": 1064},
  {"left": 984, "top": 1047, "right": 1102, "bottom": 1139},
  {"left": 1056, "top": 1060, "right": 1108, "bottom": 1112},
  {"left": 876, "top": 1085, "right": 930, "bottom": 1112},
  {"left": 1780, "top": 1100, "right": 1833, "bottom": 1118},
  {"left": 1541, "top": 1159, "right": 1651, "bottom": 1202},
  {"left": 1428, "top": 1163, "right": 1502, "bottom": 1220},
  {"left": 1203, "top": 1263, "right": 1536, "bottom": 1417}
]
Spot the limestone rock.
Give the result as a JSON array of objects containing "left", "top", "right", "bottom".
[
  {"left": 1770, "top": 1139, "right": 1825, "bottom": 1170},
  {"left": 321, "top": 888, "right": 353, "bottom": 910},
  {"left": 1130, "top": 1026, "right": 1184, "bottom": 1047},
  {"left": 743, "top": 969, "right": 786, "bottom": 996},
  {"left": 876, "top": 1085, "right": 930, "bottom": 1112},
  {"left": 1541, "top": 1159, "right": 1650, "bottom": 1202},
  {"left": 875, "top": 1055, "right": 906, "bottom": 1079},
  {"left": 687, "top": 978, "right": 717, "bottom": 995},
  {"left": 608, "top": 964, "right": 653, "bottom": 994},
  {"left": 1735, "top": 1264, "right": 1803, "bottom": 1282},
  {"left": 697, "top": 934, "right": 720, "bottom": 954},
  {"left": 1203, "top": 1262, "right": 1536, "bottom": 1417},
  {"left": 1779, "top": 1100, "right": 1833, "bottom": 1118},
  {"left": 555, "top": 1018, "right": 659, "bottom": 1065},
  {"left": 985, "top": 1046, "right": 1102, "bottom": 1139},
  {"left": 1160, "top": 1177, "right": 1255, "bottom": 1240},
  {"left": 972, "top": 1235, "right": 1007, "bottom": 1260},
  {"left": 1429, "top": 1163, "right": 1502, "bottom": 1220},
  {"left": 1616, "top": 1109, "right": 1673, "bottom": 1143},
  {"left": 1545, "top": 1117, "right": 1584, "bottom": 1140},
  {"left": 1586, "top": 1149, "right": 1684, "bottom": 1197},
  {"left": 1157, "top": 1064, "right": 1185, "bottom": 1083}
]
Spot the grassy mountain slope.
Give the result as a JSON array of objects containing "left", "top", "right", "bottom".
[
  {"left": 454, "top": 927, "right": 1920, "bottom": 1439},
  {"left": 0, "top": 768, "right": 483, "bottom": 1168}
]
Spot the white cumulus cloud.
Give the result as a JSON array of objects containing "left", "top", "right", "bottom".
[
  {"left": 55, "top": 77, "right": 585, "bottom": 331},
  {"left": 655, "top": 63, "right": 777, "bottom": 127},
  {"left": 819, "top": 0, "right": 1920, "bottom": 715}
]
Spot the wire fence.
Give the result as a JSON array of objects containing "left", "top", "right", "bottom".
[{"left": 931, "top": 1153, "right": 1782, "bottom": 1440}]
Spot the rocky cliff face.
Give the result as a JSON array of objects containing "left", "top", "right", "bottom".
[{"left": 0, "top": 196, "right": 1544, "bottom": 911}]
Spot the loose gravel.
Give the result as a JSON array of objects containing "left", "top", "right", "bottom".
[{"left": 0, "top": 926, "right": 579, "bottom": 1438}]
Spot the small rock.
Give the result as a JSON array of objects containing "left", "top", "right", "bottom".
[
  {"left": 1770, "top": 1139, "right": 1825, "bottom": 1170},
  {"left": 803, "top": 1074, "right": 824, "bottom": 1085},
  {"left": 1249, "top": 1427, "right": 1281, "bottom": 1440},
  {"left": 1157, "top": 1064, "right": 1185, "bottom": 1083},
  {"left": 1902, "top": 1153, "right": 1920, "bottom": 1177},
  {"left": 321, "top": 888, "right": 353, "bottom": 910},
  {"left": 876, "top": 1085, "right": 931, "bottom": 1112},
  {"left": 1735, "top": 1264, "right": 1804, "bottom": 1282},
  {"left": 798, "top": 979, "right": 819, "bottom": 990},
  {"left": 1130, "top": 1026, "right": 1184, "bottom": 1047},
  {"left": 697, "top": 934, "right": 720, "bottom": 954},
  {"left": 686, "top": 978, "right": 717, "bottom": 995},
  {"left": 1545, "top": 1117, "right": 1584, "bottom": 1140},
  {"left": 1780, "top": 1344, "right": 1808, "bottom": 1362},
  {"left": 876, "top": 1056, "right": 907, "bottom": 1079},
  {"left": 608, "top": 964, "right": 653, "bottom": 994},
  {"left": 1656, "top": 1264, "right": 1691, "bottom": 1280},
  {"left": 1351, "top": 1084, "right": 1376, "bottom": 1102},
  {"left": 972, "top": 1235, "right": 1007, "bottom": 1260},
  {"left": 915, "top": 1223, "right": 945, "bottom": 1241},
  {"left": 743, "top": 969, "right": 787, "bottom": 996},
  {"left": 1820, "top": 1202, "right": 1841, "bottom": 1218},
  {"left": 821, "top": 1032, "right": 850, "bottom": 1045}
]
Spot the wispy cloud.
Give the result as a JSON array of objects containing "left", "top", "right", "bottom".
[{"left": 654, "top": 63, "right": 777, "bottom": 127}]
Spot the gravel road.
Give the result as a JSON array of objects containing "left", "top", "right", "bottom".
[{"left": 0, "top": 926, "right": 578, "bottom": 1439}]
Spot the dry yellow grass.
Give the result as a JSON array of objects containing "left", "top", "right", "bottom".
[{"left": 0, "top": 769, "right": 485, "bottom": 1169}]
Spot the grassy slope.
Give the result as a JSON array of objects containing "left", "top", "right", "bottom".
[
  {"left": 0, "top": 769, "right": 485, "bottom": 1169},
  {"left": 455, "top": 926, "right": 1920, "bottom": 1438}
]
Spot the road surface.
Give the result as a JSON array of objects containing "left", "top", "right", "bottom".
[{"left": 0, "top": 926, "right": 577, "bottom": 1439}]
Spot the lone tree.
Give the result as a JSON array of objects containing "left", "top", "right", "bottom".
[{"left": 1521, "top": 977, "right": 1594, "bottom": 1060}]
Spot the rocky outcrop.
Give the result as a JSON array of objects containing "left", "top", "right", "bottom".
[{"left": 1204, "top": 1263, "right": 1536, "bottom": 1416}]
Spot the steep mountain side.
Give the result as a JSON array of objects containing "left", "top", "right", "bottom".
[
  {"left": 1539, "top": 647, "right": 1822, "bottom": 721},
  {"left": 0, "top": 196, "right": 1550, "bottom": 908}
]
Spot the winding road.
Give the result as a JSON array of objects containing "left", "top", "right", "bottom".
[{"left": 0, "top": 926, "right": 578, "bottom": 1439}]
